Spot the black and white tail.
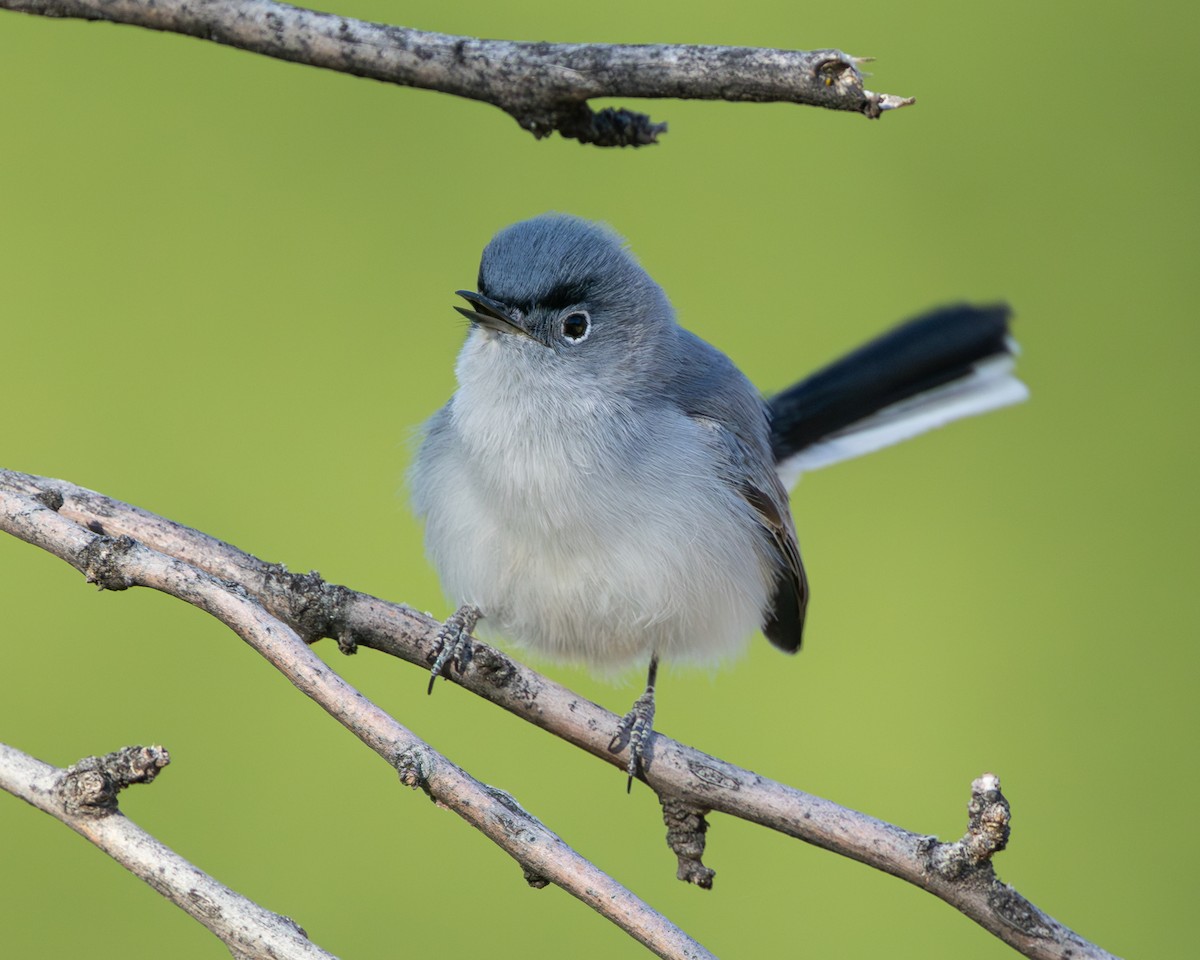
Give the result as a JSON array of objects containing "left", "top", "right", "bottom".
[{"left": 770, "top": 304, "right": 1027, "bottom": 488}]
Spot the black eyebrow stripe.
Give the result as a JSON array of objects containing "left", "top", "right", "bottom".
[
  {"left": 540, "top": 277, "right": 595, "bottom": 311},
  {"left": 471, "top": 275, "right": 595, "bottom": 314}
]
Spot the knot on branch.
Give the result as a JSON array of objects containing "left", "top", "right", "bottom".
[
  {"left": 58, "top": 744, "right": 170, "bottom": 817},
  {"left": 521, "top": 867, "right": 550, "bottom": 889},
  {"left": 462, "top": 640, "right": 520, "bottom": 688},
  {"left": 267, "top": 567, "right": 357, "bottom": 651},
  {"left": 514, "top": 102, "right": 667, "bottom": 147},
  {"left": 930, "top": 773, "right": 1011, "bottom": 879},
  {"left": 35, "top": 487, "right": 65, "bottom": 512},
  {"left": 396, "top": 744, "right": 434, "bottom": 794},
  {"left": 79, "top": 534, "right": 138, "bottom": 590},
  {"left": 661, "top": 795, "right": 714, "bottom": 888}
]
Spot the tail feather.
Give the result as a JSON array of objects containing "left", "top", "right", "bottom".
[{"left": 770, "top": 304, "right": 1027, "bottom": 488}]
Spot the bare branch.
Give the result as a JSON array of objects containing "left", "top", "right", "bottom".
[
  {"left": 0, "top": 470, "right": 1119, "bottom": 960},
  {"left": 0, "top": 741, "right": 337, "bottom": 960},
  {"left": 0, "top": 473, "right": 715, "bottom": 960},
  {"left": 0, "top": 0, "right": 913, "bottom": 145}
]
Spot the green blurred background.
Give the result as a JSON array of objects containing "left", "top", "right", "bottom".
[{"left": 1, "top": 1, "right": 1195, "bottom": 957}]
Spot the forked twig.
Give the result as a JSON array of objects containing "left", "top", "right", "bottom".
[{"left": 0, "top": 470, "right": 1119, "bottom": 960}]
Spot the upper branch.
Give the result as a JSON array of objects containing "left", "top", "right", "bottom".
[{"left": 0, "top": 0, "right": 914, "bottom": 145}]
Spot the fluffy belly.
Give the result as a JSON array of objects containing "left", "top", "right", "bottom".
[
  {"left": 424, "top": 452, "right": 773, "bottom": 670},
  {"left": 416, "top": 356, "right": 777, "bottom": 670}
]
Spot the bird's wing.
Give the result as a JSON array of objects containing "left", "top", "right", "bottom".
[{"left": 689, "top": 414, "right": 808, "bottom": 653}]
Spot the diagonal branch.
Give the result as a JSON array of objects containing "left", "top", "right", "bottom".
[
  {"left": 0, "top": 474, "right": 715, "bottom": 960},
  {"left": 0, "top": 0, "right": 914, "bottom": 145},
  {"left": 0, "top": 470, "right": 1120, "bottom": 960},
  {"left": 0, "top": 742, "right": 338, "bottom": 960}
]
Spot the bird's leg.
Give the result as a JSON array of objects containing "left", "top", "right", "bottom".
[
  {"left": 610, "top": 654, "right": 659, "bottom": 791},
  {"left": 427, "top": 604, "right": 481, "bottom": 694}
]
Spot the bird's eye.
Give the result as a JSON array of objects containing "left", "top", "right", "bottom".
[{"left": 561, "top": 311, "right": 590, "bottom": 343}]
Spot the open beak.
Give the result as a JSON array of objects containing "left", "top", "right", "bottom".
[{"left": 454, "top": 290, "right": 532, "bottom": 339}]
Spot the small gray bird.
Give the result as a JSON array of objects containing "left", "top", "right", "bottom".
[{"left": 412, "top": 214, "right": 1026, "bottom": 785}]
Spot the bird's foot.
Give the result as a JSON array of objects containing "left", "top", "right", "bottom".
[
  {"left": 609, "top": 655, "right": 659, "bottom": 791},
  {"left": 611, "top": 688, "right": 657, "bottom": 791},
  {"left": 427, "top": 604, "right": 481, "bottom": 694}
]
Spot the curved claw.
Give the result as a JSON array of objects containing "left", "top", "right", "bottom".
[
  {"left": 609, "top": 654, "right": 659, "bottom": 791},
  {"left": 427, "top": 604, "right": 482, "bottom": 694}
]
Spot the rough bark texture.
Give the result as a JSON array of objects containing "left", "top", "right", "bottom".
[
  {"left": 0, "top": 470, "right": 1121, "bottom": 960},
  {"left": 0, "top": 742, "right": 337, "bottom": 960},
  {"left": 0, "top": 472, "right": 715, "bottom": 960},
  {"left": 0, "top": 0, "right": 914, "bottom": 144}
]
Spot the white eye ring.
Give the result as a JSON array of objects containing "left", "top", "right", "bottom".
[{"left": 561, "top": 311, "right": 591, "bottom": 343}]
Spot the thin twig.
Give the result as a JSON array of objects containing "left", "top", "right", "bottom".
[
  {"left": 0, "top": 0, "right": 914, "bottom": 145},
  {"left": 0, "top": 742, "right": 338, "bottom": 960},
  {"left": 0, "top": 475, "right": 715, "bottom": 960},
  {"left": 0, "top": 470, "right": 1120, "bottom": 960}
]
